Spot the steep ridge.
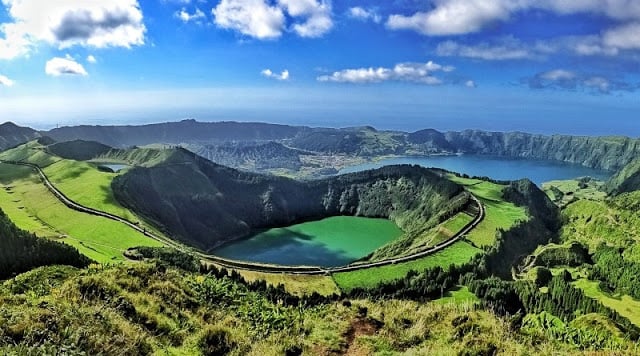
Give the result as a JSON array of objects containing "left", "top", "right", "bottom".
[
  {"left": 0, "top": 122, "right": 40, "bottom": 151},
  {"left": 604, "top": 157, "right": 640, "bottom": 195},
  {"left": 442, "top": 130, "right": 640, "bottom": 171},
  {"left": 112, "top": 149, "right": 469, "bottom": 251}
]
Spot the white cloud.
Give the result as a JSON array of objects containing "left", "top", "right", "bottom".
[
  {"left": 527, "top": 68, "right": 637, "bottom": 94},
  {"left": 45, "top": 56, "right": 88, "bottom": 77},
  {"left": 0, "top": 74, "right": 15, "bottom": 87},
  {"left": 0, "top": 0, "right": 146, "bottom": 59},
  {"left": 603, "top": 22, "right": 640, "bottom": 50},
  {"left": 317, "top": 60, "right": 453, "bottom": 85},
  {"left": 348, "top": 7, "right": 381, "bottom": 24},
  {"left": 436, "top": 40, "right": 534, "bottom": 60},
  {"left": 386, "top": 0, "right": 640, "bottom": 38},
  {"left": 583, "top": 76, "right": 611, "bottom": 93},
  {"left": 465, "top": 80, "right": 476, "bottom": 88},
  {"left": 387, "top": 0, "right": 514, "bottom": 36},
  {"left": 87, "top": 55, "right": 97, "bottom": 63},
  {"left": 212, "top": 0, "right": 332, "bottom": 39},
  {"left": 176, "top": 7, "right": 206, "bottom": 23},
  {"left": 277, "top": 0, "right": 333, "bottom": 38},
  {"left": 540, "top": 69, "right": 576, "bottom": 81},
  {"left": 261, "top": 68, "right": 289, "bottom": 80},
  {"left": 213, "top": 0, "right": 285, "bottom": 39}
]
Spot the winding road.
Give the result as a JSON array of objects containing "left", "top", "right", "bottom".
[{"left": 0, "top": 159, "right": 484, "bottom": 275}]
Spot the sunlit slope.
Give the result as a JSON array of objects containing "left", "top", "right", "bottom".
[{"left": 0, "top": 141, "right": 164, "bottom": 262}]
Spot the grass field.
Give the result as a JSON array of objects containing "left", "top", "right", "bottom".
[
  {"left": 573, "top": 278, "right": 640, "bottom": 327},
  {"left": 442, "top": 212, "right": 474, "bottom": 236},
  {"left": 43, "top": 159, "right": 138, "bottom": 220},
  {"left": 448, "top": 176, "right": 528, "bottom": 247},
  {"left": 230, "top": 268, "right": 341, "bottom": 296},
  {"left": 332, "top": 176, "right": 525, "bottom": 292},
  {"left": 0, "top": 141, "right": 60, "bottom": 167},
  {"left": 435, "top": 286, "right": 479, "bottom": 305},
  {"left": 332, "top": 241, "right": 481, "bottom": 292},
  {"left": 542, "top": 178, "right": 607, "bottom": 207},
  {"left": 0, "top": 163, "right": 162, "bottom": 262}
]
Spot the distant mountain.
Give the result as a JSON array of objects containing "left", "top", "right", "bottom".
[
  {"left": 46, "top": 119, "right": 304, "bottom": 147},
  {"left": 112, "top": 148, "right": 467, "bottom": 250},
  {"left": 3, "top": 120, "right": 640, "bottom": 177},
  {"left": 191, "top": 141, "right": 305, "bottom": 170},
  {"left": 39, "top": 120, "right": 640, "bottom": 172},
  {"left": 0, "top": 122, "right": 40, "bottom": 151}
]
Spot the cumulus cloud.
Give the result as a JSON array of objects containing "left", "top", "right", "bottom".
[
  {"left": 45, "top": 56, "right": 88, "bottom": 77},
  {"left": 348, "top": 7, "right": 381, "bottom": 23},
  {"left": 527, "top": 69, "right": 637, "bottom": 94},
  {"left": 465, "top": 80, "right": 476, "bottom": 88},
  {"left": 0, "top": 0, "right": 145, "bottom": 59},
  {"left": 387, "top": 0, "right": 514, "bottom": 36},
  {"left": 387, "top": 0, "right": 640, "bottom": 36},
  {"left": 212, "top": 0, "right": 332, "bottom": 39},
  {"left": 176, "top": 7, "right": 206, "bottom": 23},
  {"left": 603, "top": 22, "right": 640, "bottom": 50},
  {"left": 386, "top": 0, "right": 640, "bottom": 58},
  {"left": 261, "top": 68, "right": 289, "bottom": 80},
  {"left": 0, "top": 74, "right": 15, "bottom": 87},
  {"left": 317, "top": 61, "right": 455, "bottom": 85},
  {"left": 87, "top": 55, "right": 97, "bottom": 63},
  {"left": 213, "top": 0, "right": 285, "bottom": 39}
]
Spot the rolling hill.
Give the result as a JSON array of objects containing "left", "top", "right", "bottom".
[{"left": 111, "top": 148, "right": 469, "bottom": 251}]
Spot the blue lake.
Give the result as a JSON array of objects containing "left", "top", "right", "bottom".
[
  {"left": 97, "top": 164, "right": 130, "bottom": 172},
  {"left": 339, "top": 155, "right": 612, "bottom": 185}
]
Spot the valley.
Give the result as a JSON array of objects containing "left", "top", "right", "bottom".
[{"left": 1, "top": 121, "right": 640, "bottom": 355}]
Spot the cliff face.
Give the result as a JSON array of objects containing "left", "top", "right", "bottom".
[
  {"left": 605, "top": 158, "right": 640, "bottom": 195},
  {"left": 441, "top": 130, "right": 640, "bottom": 171},
  {"left": 112, "top": 150, "right": 467, "bottom": 250}
]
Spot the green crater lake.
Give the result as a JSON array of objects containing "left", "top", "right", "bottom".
[{"left": 213, "top": 216, "right": 403, "bottom": 267}]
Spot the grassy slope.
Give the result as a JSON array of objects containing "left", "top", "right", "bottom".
[
  {"left": 333, "top": 176, "right": 527, "bottom": 292},
  {"left": 43, "top": 159, "right": 137, "bottom": 220},
  {"left": 561, "top": 199, "right": 640, "bottom": 262},
  {"left": 0, "top": 164, "right": 162, "bottom": 262},
  {"left": 542, "top": 178, "right": 607, "bottom": 207},
  {"left": 230, "top": 269, "right": 340, "bottom": 297},
  {"left": 0, "top": 142, "right": 165, "bottom": 263},
  {"left": 434, "top": 286, "right": 479, "bottom": 305},
  {"left": 573, "top": 278, "right": 640, "bottom": 327},
  {"left": 333, "top": 241, "right": 481, "bottom": 292},
  {"left": 448, "top": 176, "right": 528, "bottom": 247},
  {"left": 0, "top": 263, "right": 593, "bottom": 355}
]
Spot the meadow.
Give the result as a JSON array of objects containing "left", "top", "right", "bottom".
[
  {"left": 448, "top": 175, "right": 528, "bottom": 247},
  {"left": 332, "top": 241, "right": 481, "bottom": 292},
  {"left": 0, "top": 161, "right": 162, "bottom": 263}
]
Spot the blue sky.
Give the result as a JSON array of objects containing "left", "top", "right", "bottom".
[{"left": 0, "top": 0, "right": 639, "bottom": 135}]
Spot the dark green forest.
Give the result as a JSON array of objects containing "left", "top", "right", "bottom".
[{"left": 0, "top": 209, "right": 90, "bottom": 279}]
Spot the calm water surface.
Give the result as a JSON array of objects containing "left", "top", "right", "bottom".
[
  {"left": 213, "top": 216, "right": 402, "bottom": 267},
  {"left": 339, "top": 155, "right": 612, "bottom": 185}
]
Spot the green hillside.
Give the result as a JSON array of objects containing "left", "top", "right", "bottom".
[{"left": 112, "top": 149, "right": 470, "bottom": 251}]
